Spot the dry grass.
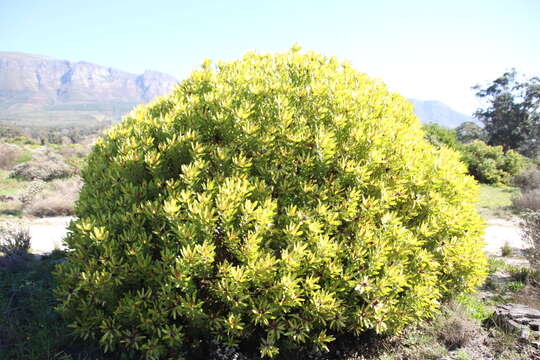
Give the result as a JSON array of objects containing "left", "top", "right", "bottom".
[
  {"left": 513, "top": 166, "right": 540, "bottom": 192},
  {"left": 57, "top": 143, "right": 91, "bottom": 159},
  {"left": 521, "top": 211, "right": 540, "bottom": 277},
  {"left": 512, "top": 189, "right": 540, "bottom": 212},
  {"left": 24, "top": 177, "right": 82, "bottom": 217},
  {"left": 432, "top": 301, "right": 479, "bottom": 351}
]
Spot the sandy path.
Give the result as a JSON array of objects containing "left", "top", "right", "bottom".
[
  {"left": 27, "top": 216, "right": 73, "bottom": 253},
  {"left": 483, "top": 217, "right": 528, "bottom": 255},
  {"left": 16, "top": 216, "right": 529, "bottom": 255}
]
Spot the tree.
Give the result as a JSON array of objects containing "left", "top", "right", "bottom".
[
  {"left": 455, "top": 121, "right": 486, "bottom": 144},
  {"left": 473, "top": 69, "right": 540, "bottom": 157},
  {"left": 423, "top": 122, "right": 460, "bottom": 149}
]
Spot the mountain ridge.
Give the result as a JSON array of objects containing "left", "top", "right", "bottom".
[
  {"left": 0, "top": 51, "right": 475, "bottom": 129},
  {"left": 408, "top": 98, "right": 476, "bottom": 128}
]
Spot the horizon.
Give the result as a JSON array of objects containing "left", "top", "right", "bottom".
[{"left": 1, "top": 0, "right": 539, "bottom": 115}]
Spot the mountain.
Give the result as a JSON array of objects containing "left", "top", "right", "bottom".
[
  {"left": 0, "top": 52, "right": 475, "bottom": 130},
  {"left": 0, "top": 52, "right": 178, "bottom": 128},
  {"left": 408, "top": 99, "right": 477, "bottom": 128}
]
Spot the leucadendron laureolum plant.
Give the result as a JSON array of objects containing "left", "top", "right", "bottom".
[{"left": 54, "top": 47, "right": 487, "bottom": 359}]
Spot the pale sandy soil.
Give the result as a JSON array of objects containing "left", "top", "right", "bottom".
[
  {"left": 483, "top": 217, "right": 528, "bottom": 256},
  {"left": 27, "top": 216, "right": 72, "bottom": 253}
]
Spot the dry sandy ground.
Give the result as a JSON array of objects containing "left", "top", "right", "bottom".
[
  {"left": 21, "top": 216, "right": 530, "bottom": 256},
  {"left": 483, "top": 217, "right": 529, "bottom": 255},
  {"left": 27, "top": 216, "right": 72, "bottom": 253}
]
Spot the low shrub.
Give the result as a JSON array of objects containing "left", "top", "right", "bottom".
[
  {"left": 434, "top": 304, "right": 478, "bottom": 351},
  {"left": 487, "top": 258, "right": 506, "bottom": 275},
  {"left": 512, "top": 189, "right": 540, "bottom": 212},
  {"left": 0, "top": 223, "right": 31, "bottom": 257},
  {"left": 512, "top": 166, "right": 540, "bottom": 192},
  {"left": 9, "top": 150, "right": 75, "bottom": 181},
  {"left": 18, "top": 180, "right": 46, "bottom": 206},
  {"left": 461, "top": 140, "right": 526, "bottom": 184},
  {"left": 509, "top": 266, "right": 532, "bottom": 284},
  {"left": 501, "top": 241, "right": 513, "bottom": 257},
  {"left": 507, "top": 281, "right": 526, "bottom": 293},
  {"left": 455, "top": 294, "right": 492, "bottom": 322},
  {"left": 0, "top": 142, "right": 23, "bottom": 170},
  {"left": 58, "top": 144, "right": 92, "bottom": 159},
  {"left": 24, "top": 177, "right": 82, "bottom": 217}
]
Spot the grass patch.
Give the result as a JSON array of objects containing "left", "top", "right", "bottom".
[
  {"left": 0, "top": 250, "right": 111, "bottom": 360},
  {"left": 0, "top": 170, "right": 31, "bottom": 197},
  {"left": 477, "top": 184, "right": 519, "bottom": 219}
]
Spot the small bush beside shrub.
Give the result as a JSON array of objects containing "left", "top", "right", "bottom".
[
  {"left": 55, "top": 49, "right": 487, "bottom": 358},
  {"left": 9, "top": 150, "right": 75, "bottom": 181},
  {"left": 501, "top": 241, "right": 513, "bottom": 257}
]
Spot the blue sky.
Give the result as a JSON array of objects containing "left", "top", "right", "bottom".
[{"left": 1, "top": 0, "right": 539, "bottom": 115}]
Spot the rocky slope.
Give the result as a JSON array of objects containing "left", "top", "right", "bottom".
[{"left": 0, "top": 52, "right": 178, "bottom": 127}]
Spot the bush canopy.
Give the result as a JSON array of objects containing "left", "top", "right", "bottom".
[{"left": 55, "top": 48, "right": 487, "bottom": 359}]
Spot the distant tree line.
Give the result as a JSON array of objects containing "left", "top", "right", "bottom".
[{"left": 0, "top": 122, "right": 111, "bottom": 145}]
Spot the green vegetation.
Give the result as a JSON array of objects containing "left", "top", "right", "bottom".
[
  {"left": 423, "top": 122, "right": 460, "bottom": 149},
  {"left": 422, "top": 124, "right": 527, "bottom": 185},
  {"left": 0, "top": 135, "right": 89, "bottom": 219},
  {"left": 473, "top": 69, "right": 540, "bottom": 158},
  {"left": 55, "top": 48, "right": 487, "bottom": 358},
  {"left": 0, "top": 170, "right": 31, "bottom": 197},
  {"left": 455, "top": 121, "right": 486, "bottom": 144},
  {"left": 461, "top": 140, "right": 526, "bottom": 185},
  {"left": 0, "top": 54, "right": 537, "bottom": 360},
  {"left": 476, "top": 184, "right": 518, "bottom": 219},
  {"left": 0, "top": 249, "right": 108, "bottom": 360}
]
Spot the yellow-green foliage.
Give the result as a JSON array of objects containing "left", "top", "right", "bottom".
[{"left": 54, "top": 48, "right": 487, "bottom": 359}]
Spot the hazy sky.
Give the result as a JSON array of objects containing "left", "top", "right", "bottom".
[{"left": 1, "top": 0, "right": 539, "bottom": 115}]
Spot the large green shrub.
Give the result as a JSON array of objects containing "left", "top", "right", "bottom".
[
  {"left": 460, "top": 140, "right": 526, "bottom": 184},
  {"left": 54, "top": 48, "right": 487, "bottom": 359}
]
